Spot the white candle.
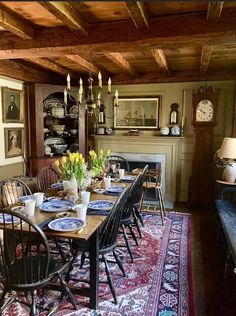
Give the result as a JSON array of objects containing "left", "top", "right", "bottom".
[
  {"left": 78, "top": 86, "right": 83, "bottom": 103},
  {"left": 79, "top": 77, "right": 83, "bottom": 89},
  {"left": 67, "top": 73, "right": 70, "bottom": 90},
  {"left": 97, "top": 91, "right": 101, "bottom": 106},
  {"left": 98, "top": 71, "right": 102, "bottom": 89},
  {"left": 64, "top": 88, "right": 67, "bottom": 104},
  {"left": 108, "top": 77, "right": 111, "bottom": 93},
  {"left": 115, "top": 89, "right": 118, "bottom": 105}
]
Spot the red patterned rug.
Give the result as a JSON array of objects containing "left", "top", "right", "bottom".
[{"left": 3, "top": 212, "right": 194, "bottom": 316}]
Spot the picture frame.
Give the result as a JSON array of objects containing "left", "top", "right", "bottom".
[
  {"left": 2, "top": 87, "right": 24, "bottom": 123},
  {"left": 114, "top": 96, "right": 160, "bottom": 129},
  {"left": 4, "top": 128, "right": 23, "bottom": 158}
]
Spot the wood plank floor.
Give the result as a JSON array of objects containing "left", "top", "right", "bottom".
[{"left": 174, "top": 202, "right": 236, "bottom": 316}]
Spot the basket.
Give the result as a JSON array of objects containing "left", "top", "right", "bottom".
[{"left": 87, "top": 177, "right": 103, "bottom": 192}]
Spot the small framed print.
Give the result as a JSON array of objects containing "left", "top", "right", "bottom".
[
  {"left": 114, "top": 96, "right": 160, "bottom": 129},
  {"left": 4, "top": 128, "right": 23, "bottom": 158},
  {"left": 2, "top": 87, "right": 24, "bottom": 123}
]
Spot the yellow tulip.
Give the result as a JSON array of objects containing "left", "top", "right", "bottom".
[
  {"left": 107, "top": 148, "right": 110, "bottom": 156},
  {"left": 62, "top": 156, "right": 67, "bottom": 164},
  {"left": 54, "top": 160, "right": 60, "bottom": 167},
  {"left": 100, "top": 149, "right": 104, "bottom": 156}
]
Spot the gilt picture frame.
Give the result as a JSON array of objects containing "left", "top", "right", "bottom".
[
  {"left": 114, "top": 96, "right": 160, "bottom": 129},
  {"left": 2, "top": 87, "right": 24, "bottom": 123},
  {"left": 4, "top": 128, "right": 23, "bottom": 158}
]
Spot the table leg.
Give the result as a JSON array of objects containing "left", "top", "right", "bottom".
[{"left": 89, "top": 229, "right": 99, "bottom": 309}]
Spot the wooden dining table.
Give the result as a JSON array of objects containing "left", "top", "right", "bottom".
[{"left": 32, "top": 187, "right": 122, "bottom": 309}]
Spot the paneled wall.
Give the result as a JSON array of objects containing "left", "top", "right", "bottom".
[
  {"left": 95, "top": 80, "right": 236, "bottom": 201},
  {"left": 0, "top": 76, "right": 24, "bottom": 180}
]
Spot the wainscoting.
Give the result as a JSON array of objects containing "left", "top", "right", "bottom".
[{"left": 92, "top": 135, "right": 182, "bottom": 204}]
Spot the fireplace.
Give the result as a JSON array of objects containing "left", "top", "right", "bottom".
[
  {"left": 93, "top": 135, "right": 182, "bottom": 205},
  {"left": 111, "top": 151, "right": 166, "bottom": 197}
]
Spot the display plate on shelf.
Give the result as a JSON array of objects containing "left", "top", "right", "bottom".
[
  {"left": 68, "top": 105, "right": 78, "bottom": 118},
  {"left": 88, "top": 200, "right": 114, "bottom": 211},
  {"left": 44, "top": 137, "right": 65, "bottom": 146},
  {"left": 48, "top": 217, "right": 85, "bottom": 232}
]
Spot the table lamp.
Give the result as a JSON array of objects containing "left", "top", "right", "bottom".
[{"left": 217, "top": 137, "right": 236, "bottom": 183}]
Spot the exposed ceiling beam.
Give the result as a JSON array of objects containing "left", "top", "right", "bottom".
[
  {"left": 151, "top": 49, "right": 170, "bottom": 75},
  {"left": 104, "top": 53, "right": 135, "bottom": 75},
  {"left": 207, "top": 1, "right": 224, "bottom": 21},
  {"left": 200, "top": 45, "right": 213, "bottom": 74},
  {"left": 26, "top": 57, "right": 76, "bottom": 77},
  {"left": 0, "top": 60, "right": 63, "bottom": 83},
  {"left": 39, "top": 1, "right": 88, "bottom": 34},
  {"left": 124, "top": 1, "right": 149, "bottom": 28},
  {"left": 0, "top": 10, "right": 236, "bottom": 59},
  {"left": 65, "top": 55, "right": 99, "bottom": 75},
  {"left": 0, "top": 6, "right": 34, "bottom": 39},
  {"left": 112, "top": 70, "right": 236, "bottom": 85}
]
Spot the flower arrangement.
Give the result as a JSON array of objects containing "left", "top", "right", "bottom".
[
  {"left": 89, "top": 148, "right": 110, "bottom": 177},
  {"left": 54, "top": 152, "right": 87, "bottom": 187}
]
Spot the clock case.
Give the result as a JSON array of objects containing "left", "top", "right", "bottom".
[{"left": 192, "top": 86, "right": 218, "bottom": 126}]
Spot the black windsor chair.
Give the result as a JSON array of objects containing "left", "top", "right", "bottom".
[
  {"left": 0, "top": 178, "right": 32, "bottom": 208},
  {"left": 0, "top": 210, "right": 77, "bottom": 316},
  {"left": 106, "top": 155, "right": 130, "bottom": 172},
  {"left": 118, "top": 166, "right": 148, "bottom": 263},
  {"left": 66, "top": 185, "right": 130, "bottom": 304}
]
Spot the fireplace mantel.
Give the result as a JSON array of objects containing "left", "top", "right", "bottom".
[{"left": 92, "top": 135, "right": 182, "bottom": 203}]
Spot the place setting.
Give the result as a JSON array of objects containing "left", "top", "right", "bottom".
[{"left": 87, "top": 200, "right": 114, "bottom": 216}]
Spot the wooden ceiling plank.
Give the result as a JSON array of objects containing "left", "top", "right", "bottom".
[
  {"left": 0, "top": 9, "right": 236, "bottom": 59},
  {"left": 0, "top": 59, "right": 63, "bottom": 83},
  {"left": 65, "top": 55, "right": 99, "bottom": 75},
  {"left": 200, "top": 45, "right": 213, "bottom": 74},
  {"left": 26, "top": 57, "right": 77, "bottom": 77},
  {"left": 151, "top": 49, "right": 170, "bottom": 75},
  {"left": 105, "top": 52, "right": 135, "bottom": 75},
  {"left": 124, "top": 1, "right": 149, "bottom": 29},
  {"left": 39, "top": 1, "right": 88, "bottom": 34},
  {"left": 112, "top": 70, "right": 236, "bottom": 84},
  {"left": 0, "top": 7, "right": 34, "bottom": 39},
  {"left": 207, "top": 1, "right": 224, "bottom": 21}
]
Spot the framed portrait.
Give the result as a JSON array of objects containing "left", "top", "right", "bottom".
[
  {"left": 114, "top": 96, "right": 160, "bottom": 129},
  {"left": 4, "top": 128, "right": 23, "bottom": 158},
  {"left": 2, "top": 87, "right": 24, "bottom": 123}
]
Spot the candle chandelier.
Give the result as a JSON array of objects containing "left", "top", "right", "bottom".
[{"left": 64, "top": 69, "right": 119, "bottom": 124}]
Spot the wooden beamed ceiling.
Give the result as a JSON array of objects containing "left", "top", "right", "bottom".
[{"left": 0, "top": 1, "right": 235, "bottom": 84}]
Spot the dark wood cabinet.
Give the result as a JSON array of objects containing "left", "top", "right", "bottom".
[{"left": 26, "top": 83, "right": 87, "bottom": 176}]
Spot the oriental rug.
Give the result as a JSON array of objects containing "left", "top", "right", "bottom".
[{"left": 3, "top": 212, "right": 194, "bottom": 316}]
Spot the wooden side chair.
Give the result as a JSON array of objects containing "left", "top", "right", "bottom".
[
  {"left": 66, "top": 186, "right": 130, "bottom": 304},
  {"left": 0, "top": 210, "right": 77, "bottom": 315},
  {"left": 0, "top": 178, "right": 32, "bottom": 208},
  {"left": 140, "top": 165, "right": 166, "bottom": 225},
  {"left": 36, "top": 165, "right": 60, "bottom": 192}
]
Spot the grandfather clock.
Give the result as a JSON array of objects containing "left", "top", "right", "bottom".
[{"left": 188, "top": 86, "right": 220, "bottom": 205}]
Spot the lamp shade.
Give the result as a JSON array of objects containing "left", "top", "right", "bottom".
[{"left": 217, "top": 137, "right": 236, "bottom": 159}]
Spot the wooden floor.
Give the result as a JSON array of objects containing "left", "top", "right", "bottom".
[{"left": 174, "top": 202, "right": 236, "bottom": 316}]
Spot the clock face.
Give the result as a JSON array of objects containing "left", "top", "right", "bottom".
[{"left": 196, "top": 99, "right": 214, "bottom": 122}]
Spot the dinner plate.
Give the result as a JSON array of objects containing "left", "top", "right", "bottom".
[
  {"left": 93, "top": 188, "right": 105, "bottom": 194},
  {"left": 51, "top": 182, "right": 63, "bottom": 190},
  {"left": 46, "top": 196, "right": 62, "bottom": 201},
  {"left": 48, "top": 217, "right": 85, "bottom": 232},
  {"left": 18, "top": 195, "right": 34, "bottom": 203},
  {"left": 39, "top": 200, "right": 73, "bottom": 212},
  {"left": 88, "top": 200, "right": 114, "bottom": 211},
  {"left": 0, "top": 214, "right": 20, "bottom": 224},
  {"left": 120, "top": 175, "right": 136, "bottom": 182},
  {"left": 106, "top": 186, "right": 124, "bottom": 193}
]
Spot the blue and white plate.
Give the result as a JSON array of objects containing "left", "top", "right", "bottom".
[
  {"left": 48, "top": 217, "right": 85, "bottom": 232},
  {"left": 106, "top": 186, "right": 124, "bottom": 194},
  {"left": 18, "top": 195, "right": 34, "bottom": 203},
  {"left": 46, "top": 196, "right": 62, "bottom": 201},
  {"left": 51, "top": 182, "right": 63, "bottom": 190},
  {"left": 120, "top": 175, "right": 136, "bottom": 182},
  {"left": 39, "top": 200, "right": 73, "bottom": 212},
  {"left": 88, "top": 200, "right": 114, "bottom": 211},
  {"left": 0, "top": 214, "right": 20, "bottom": 224}
]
